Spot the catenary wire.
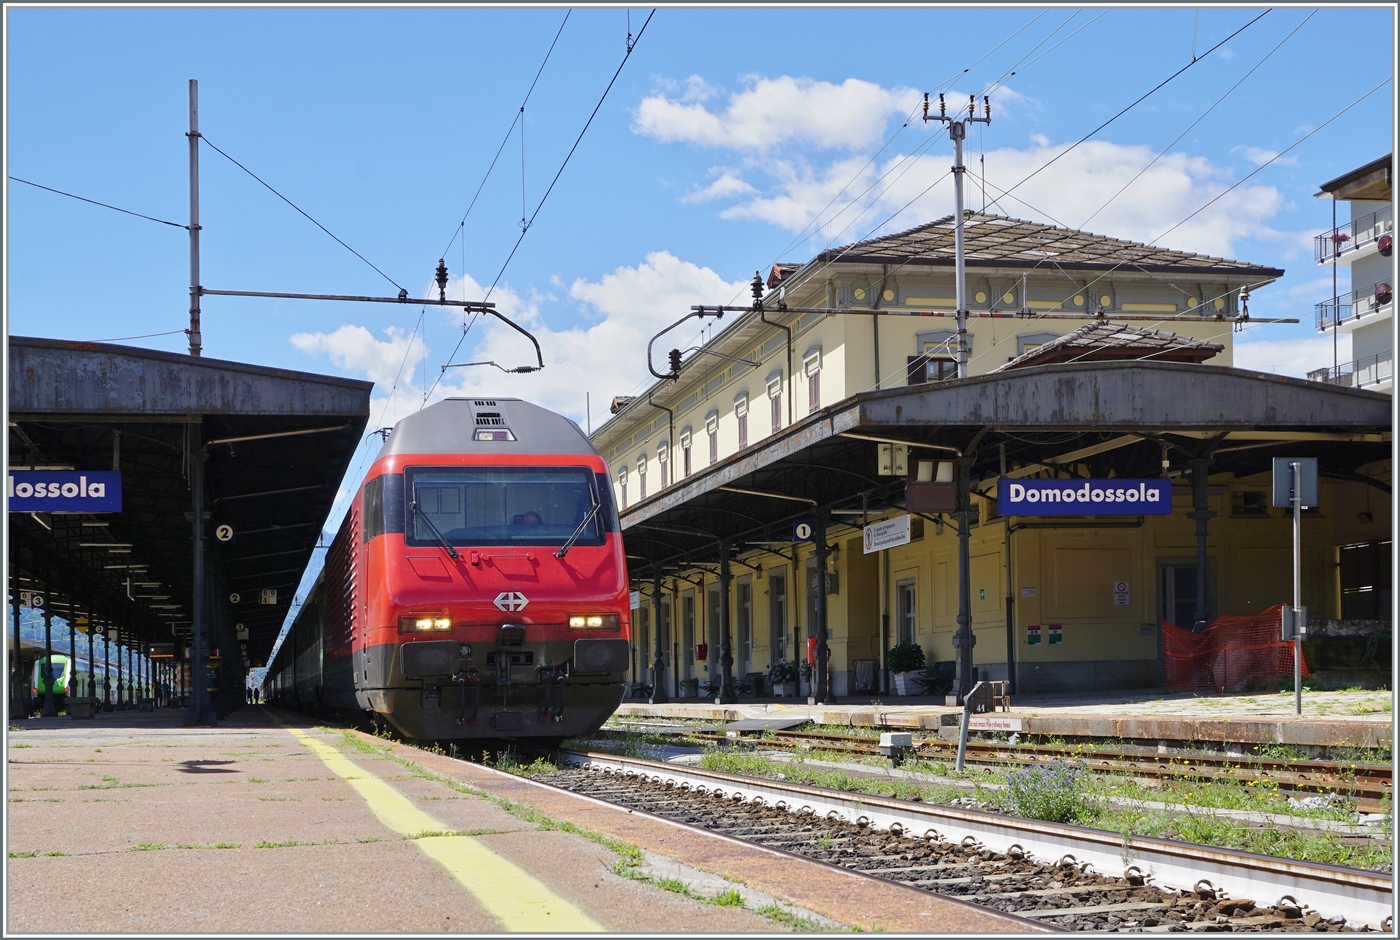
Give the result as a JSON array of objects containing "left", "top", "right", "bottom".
[
  {"left": 440, "top": 9, "right": 571, "bottom": 261},
  {"left": 1079, "top": 9, "right": 1316, "bottom": 230},
  {"left": 421, "top": 9, "right": 656, "bottom": 406},
  {"left": 10, "top": 176, "right": 187, "bottom": 228},
  {"left": 998, "top": 8, "right": 1270, "bottom": 200},
  {"left": 82, "top": 329, "right": 191, "bottom": 343},
  {"left": 198, "top": 134, "right": 404, "bottom": 292}
]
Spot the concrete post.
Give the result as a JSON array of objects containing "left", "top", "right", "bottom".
[{"left": 10, "top": 583, "right": 24, "bottom": 718}]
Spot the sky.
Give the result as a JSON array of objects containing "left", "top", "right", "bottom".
[{"left": 6, "top": 6, "right": 1396, "bottom": 634}]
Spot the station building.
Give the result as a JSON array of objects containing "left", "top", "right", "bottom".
[{"left": 591, "top": 213, "right": 1392, "bottom": 698}]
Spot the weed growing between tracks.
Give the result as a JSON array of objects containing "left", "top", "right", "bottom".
[{"left": 689, "top": 745, "right": 1393, "bottom": 871}]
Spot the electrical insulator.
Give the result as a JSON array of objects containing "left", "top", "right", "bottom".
[
  {"left": 435, "top": 259, "right": 449, "bottom": 300},
  {"left": 751, "top": 272, "right": 764, "bottom": 306},
  {"left": 669, "top": 349, "right": 682, "bottom": 375}
]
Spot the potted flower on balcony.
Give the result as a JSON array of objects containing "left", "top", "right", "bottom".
[
  {"left": 769, "top": 660, "right": 798, "bottom": 697},
  {"left": 887, "top": 643, "right": 927, "bottom": 696}
]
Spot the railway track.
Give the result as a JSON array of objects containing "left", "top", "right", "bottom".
[
  {"left": 601, "top": 725, "right": 1393, "bottom": 809},
  {"left": 540, "top": 748, "right": 1393, "bottom": 932}
]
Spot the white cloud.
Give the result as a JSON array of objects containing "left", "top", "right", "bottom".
[
  {"left": 711, "top": 135, "right": 1290, "bottom": 260},
  {"left": 633, "top": 75, "right": 920, "bottom": 152},
  {"left": 1233, "top": 335, "right": 1349, "bottom": 379},
  {"left": 290, "top": 252, "right": 750, "bottom": 438},
  {"left": 1231, "top": 145, "right": 1298, "bottom": 167},
  {"left": 682, "top": 172, "right": 757, "bottom": 203}
]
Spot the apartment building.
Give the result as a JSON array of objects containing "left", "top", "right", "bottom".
[{"left": 1310, "top": 154, "right": 1394, "bottom": 392}]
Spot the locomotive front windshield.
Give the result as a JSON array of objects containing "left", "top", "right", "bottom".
[{"left": 405, "top": 466, "right": 605, "bottom": 548}]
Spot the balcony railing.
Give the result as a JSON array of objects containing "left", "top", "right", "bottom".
[
  {"left": 1314, "top": 204, "right": 1393, "bottom": 263},
  {"left": 1316, "top": 280, "right": 1394, "bottom": 330},
  {"left": 1307, "top": 348, "right": 1393, "bottom": 389}
]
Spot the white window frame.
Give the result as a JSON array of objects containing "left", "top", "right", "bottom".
[{"left": 803, "top": 347, "right": 822, "bottom": 376}]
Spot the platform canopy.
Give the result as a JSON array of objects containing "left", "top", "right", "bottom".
[
  {"left": 618, "top": 361, "right": 1391, "bottom": 570},
  {"left": 8, "top": 336, "right": 371, "bottom": 686}
]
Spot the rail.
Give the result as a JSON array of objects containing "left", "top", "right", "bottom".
[{"left": 557, "top": 747, "right": 1393, "bottom": 929}]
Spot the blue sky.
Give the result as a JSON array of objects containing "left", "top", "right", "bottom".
[
  {"left": 7, "top": 5, "right": 1395, "bottom": 435},
  {"left": 7, "top": 5, "right": 1393, "bottom": 655}
]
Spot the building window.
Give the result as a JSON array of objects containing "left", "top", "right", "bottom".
[
  {"left": 679, "top": 428, "right": 692, "bottom": 478},
  {"left": 1340, "top": 540, "right": 1392, "bottom": 620},
  {"left": 767, "top": 374, "right": 783, "bottom": 434},
  {"left": 734, "top": 394, "right": 749, "bottom": 450},
  {"left": 896, "top": 579, "right": 917, "bottom": 646},
  {"left": 618, "top": 467, "right": 628, "bottom": 510},
  {"left": 706, "top": 412, "right": 719, "bottom": 466},
  {"left": 637, "top": 455, "right": 647, "bottom": 500},
  {"left": 907, "top": 355, "right": 957, "bottom": 384},
  {"left": 803, "top": 349, "right": 821, "bottom": 414},
  {"left": 1230, "top": 490, "right": 1270, "bottom": 517},
  {"left": 657, "top": 441, "right": 669, "bottom": 488}
]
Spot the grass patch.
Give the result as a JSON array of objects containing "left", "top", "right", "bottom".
[
  {"left": 254, "top": 840, "right": 309, "bottom": 849},
  {"left": 357, "top": 836, "right": 381, "bottom": 844},
  {"left": 133, "top": 842, "right": 166, "bottom": 851},
  {"left": 710, "top": 888, "right": 745, "bottom": 907},
  {"left": 12, "top": 742, "right": 31, "bottom": 748},
  {"left": 45, "top": 851, "right": 67, "bottom": 857},
  {"left": 9, "top": 850, "right": 38, "bottom": 858}
]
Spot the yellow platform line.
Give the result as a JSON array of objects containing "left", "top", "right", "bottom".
[{"left": 287, "top": 725, "right": 602, "bottom": 932}]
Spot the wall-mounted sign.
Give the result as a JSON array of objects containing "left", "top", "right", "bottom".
[
  {"left": 259, "top": 589, "right": 277, "bottom": 605},
  {"left": 1027, "top": 624, "right": 1041, "bottom": 646},
  {"left": 862, "top": 515, "right": 910, "bottom": 553},
  {"left": 1020, "top": 586, "right": 1037, "bottom": 598},
  {"left": 229, "top": 592, "right": 242, "bottom": 605},
  {"left": 214, "top": 523, "right": 236, "bottom": 544},
  {"left": 1113, "top": 581, "right": 1130, "bottom": 606},
  {"left": 1048, "top": 624, "right": 1063, "bottom": 645},
  {"left": 999, "top": 479, "right": 1171, "bottom": 516},
  {"left": 17, "top": 591, "right": 45, "bottom": 609},
  {"left": 793, "top": 520, "right": 814, "bottom": 542},
  {"left": 8, "top": 471, "right": 122, "bottom": 513}
]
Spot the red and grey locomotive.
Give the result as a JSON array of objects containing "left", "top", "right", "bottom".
[{"left": 267, "top": 396, "right": 630, "bottom": 740}]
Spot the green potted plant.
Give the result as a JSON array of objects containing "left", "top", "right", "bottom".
[{"left": 887, "top": 643, "right": 926, "bottom": 695}]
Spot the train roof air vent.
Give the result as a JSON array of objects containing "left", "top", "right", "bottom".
[
  {"left": 473, "top": 399, "right": 498, "bottom": 407},
  {"left": 475, "top": 413, "right": 507, "bottom": 427}
]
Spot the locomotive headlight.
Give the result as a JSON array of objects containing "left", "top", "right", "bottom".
[
  {"left": 569, "top": 614, "right": 619, "bottom": 630},
  {"left": 399, "top": 616, "right": 453, "bottom": 633}
]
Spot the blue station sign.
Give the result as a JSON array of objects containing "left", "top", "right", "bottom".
[
  {"left": 8, "top": 471, "right": 122, "bottom": 513},
  {"left": 998, "top": 478, "right": 1171, "bottom": 516}
]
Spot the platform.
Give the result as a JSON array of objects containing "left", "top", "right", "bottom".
[
  {"left": 6, "top": 707, "right": 1036, "bottom": 933},
  {"left": 613, "top": 687, "right": 1393, "bottom": 750}
]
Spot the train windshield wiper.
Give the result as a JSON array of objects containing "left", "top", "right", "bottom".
[
  {"left": 555, "top": 501, "right": 601, "bottom": 559},
  {"left": 410, "top": 500, "right": 460, "bottom": 560}
]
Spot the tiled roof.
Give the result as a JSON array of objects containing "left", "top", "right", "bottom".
[
  {"left": 991, "top": 322, "right": 1225, "bottom": 372},
  {"left": 816, "top": 213, "right": 1283, "bottom": 277}
]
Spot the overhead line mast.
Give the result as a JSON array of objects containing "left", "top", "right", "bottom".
[{"left": 923, "top": 93, "right": 990, "bottom": 380}]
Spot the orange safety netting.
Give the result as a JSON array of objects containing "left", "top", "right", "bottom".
[{"left": 1163, "top": 603, "right": 1310, "bottom": 693}]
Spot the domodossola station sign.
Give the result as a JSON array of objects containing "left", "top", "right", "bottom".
[
  {"left": 998, "top": 478, "right": 1171, "bottom": 516},
  {"left": 8, "top": 471, "right": 122, "bottom": 513}
]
